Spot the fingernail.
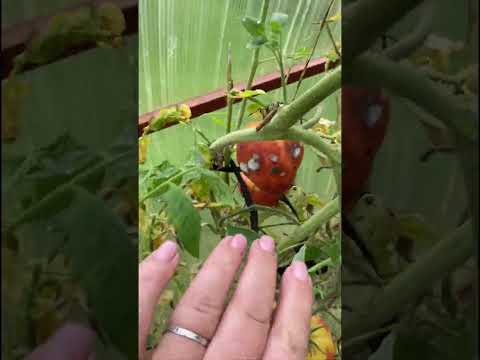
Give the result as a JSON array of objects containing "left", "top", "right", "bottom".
[
  {"left": 230, "top": 234, "right": 247, "bottom": 250},
  {"left": 291, "top": 261, "right": 309, "bottom": 281},
  {"left": 153, "top": 241, "right": 177, "bottom": 261},
  {"left": 258, "top": 235, "right": 275, "bottom": 252}
]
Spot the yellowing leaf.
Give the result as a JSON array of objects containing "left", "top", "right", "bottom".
[
  {"left": 313, "top": 118, "right": 335, "bottom": 135},
  {"left": 1, "top": 77, "right": 30, "bottom": 143},
  {"left": 96, "top": 3, "right": 126, "bottom": 35},
  {"left": 327, "top": 12, "right": 341, "bottom": 22},
  {"left": 308, "top": 315, "right": 336, "bottom": 360},
  {"left": 139, "top": 136, "right": 149, "bottom": 164},
  {"left": 229, "top": 88, "right": 266, "bottom": 99},
  {"left": 147, "top": 104, "right": 192, "bottom": 133}
]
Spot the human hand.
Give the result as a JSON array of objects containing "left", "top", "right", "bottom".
[
  {"left": 25, "top": 323, "right": 95, "bottom": 360},
  {"left": 139, "top": 234, "right": 313, "bottom": 360}
]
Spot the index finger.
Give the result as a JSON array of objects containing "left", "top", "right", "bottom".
[{"left": 139, "top": 241, "right": 180, "bottom": 359}]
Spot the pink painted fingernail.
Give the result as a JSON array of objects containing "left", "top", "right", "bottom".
[
  {"left": 259, "top": 235, "right": 275, "bottom": 252},
  {"left": 230, "top": 234, "right": 247, "bottom": 250},
  {"left": 154, "top": 241, "right": 177, "bottom": 261},
  {"left": 291, "top": 261, "right": 309, "bottom": 281}
]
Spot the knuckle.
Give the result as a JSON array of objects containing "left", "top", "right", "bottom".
[
  {"left": 189, "top": 294, "right": 223, "bottom": 318},
  {"left": 243, "top": 307, "right": 271, "bottom": 326},
  {"left": 266, "top": 329, "right": 308, "bottom": 359}
]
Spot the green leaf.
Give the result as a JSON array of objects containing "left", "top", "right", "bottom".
[
  {"left": 161, "top": 184, "right": 201, "bottom": 257},
  {"left": 59, "top": 187, "right": 137, "bottom": 359},
  {"left": 242, "top": 16, "right": 268, "bottom": 49},
  {"left": 292, "top": 244, "right": 306, "bottom": 262},
  {"left": 242, "top": 16, "right": 266, "bottom": 38},
  {"left": 225, "top": 226, "right": 259, "bottom": 245},
  {"left": 139, "top": 161, "right": 180, "bottom": 199},
  {"left": 270, "top": 12, "right": 288, "bottom": 34},
  {"left": 247, "top": 36, "right": 268, "bottom": 49}
]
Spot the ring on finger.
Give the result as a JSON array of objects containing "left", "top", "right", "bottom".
[{"left": 165, "top": 325, "right": 210, "bottom": 347}]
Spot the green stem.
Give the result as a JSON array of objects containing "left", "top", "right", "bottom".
[
  {"left": 226, "top": 44, "right": 234, "bottom": 135},
  {"left": 302, "top": 113, "right": 323, "bottom": 129},
  {"left": 384, "top": 0, "right": 434, "bottom": 60},
  {"left": 308, "top": 258, "right": 333, "bottom": 273},
  {"left": 348, "top": 54, "right": 478, "bottom": 141},
  {"left": 344, "top": 220, "right": 474, "bottom": 339},
  {"left": 272, "top": 48, "right": 288, "bottom": 103},
  {"left": 267, "top": 66, "right": 341, "bottom": 131},
  {"left": 343, "top": 0, "right": 423, "bottom": 63},
  {"left": 292, "top": 0, "right": 335, "bottom": 101},
  {"left": 225, "top": 43, "right": 234, "bottom": 185},
  {"left": 219, "top": 204, "right": 300, "bottom": 228},
  {"left": 278, "top": 197, "right": 339, "bottom": 252},
  {"left": 140, "top": 168, "right": 195, "bottom": 203},
  {"left": 236, "top": 0, "right": 270, "bottom": 130}
]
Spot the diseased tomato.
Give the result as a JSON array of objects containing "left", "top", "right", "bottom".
[
  {"left": 236, "top": 122, "right": 304, "bottom": 196},
  {"left": 342, "top": 86, "right": 390, "bottom": 211},
  {"left": 239, "top": 173, "right": 281, "bottom": 206}
]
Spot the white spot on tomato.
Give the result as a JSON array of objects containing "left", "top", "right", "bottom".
[
  {"left": 366, "top": 104, "right": 382, "bottom": 128},
  {"left": 292, "top": 145, "right": 302, "bottom": 159},
  {"left": 280, "top": 171, "right": 287, "bottom": 176},
  {"left": 247, "top": 154, "right": 261, "bottom": 171},
  {"left": 239, "top": 162, "right": 248, "bottom": 173},
  {"left": 269, "top": 154, "right": 279, "bottom": 162}
]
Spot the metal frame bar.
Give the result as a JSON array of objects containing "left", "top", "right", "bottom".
[
  {"left": 1, "top": 0, "right": 138, "bottom": 79},
  {"left": 138, "top": 57, "right": 339, "bottom": 135}
]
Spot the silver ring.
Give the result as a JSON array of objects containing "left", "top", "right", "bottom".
[{"left": 166, "top": 326, "right": 210, "bottom": 347}]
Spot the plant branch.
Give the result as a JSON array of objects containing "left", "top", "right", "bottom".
[
  {"left": 384, "top": 0, "right": 434, "bottom": 60},
  {"left": 225, "top": 43, "right": 234, "bottom": 185},
  {"left": 236, "top": 0, "right": 270, "bottom": 129},
  {"left": 273, "top": 48, "right": 288, "bottom": 103},
  {"left": 343, "top": 0, "right": 424, "bottom": 63},
  {"left": 292, "top": 0, "right": 335, "bottom": 101},
  {"left": 344, "top": 219, "right": 474, "bottom": 339},
  {"left": 267, "top": 66, "right": 341, "bottom": 131},
  {"left": 347, "top": 54, "right": 478, "bottom": 141},
  {"left": 226, "top": 44, "right": 234, "bottom": 134},
  {"left": 278, "top": 197, "right": 339, "bottom": 253}
]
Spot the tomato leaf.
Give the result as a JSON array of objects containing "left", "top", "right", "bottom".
[
  {"left": 229, "top": 89, "right": 266, "bottom": 99},
  {"left": 226, "top": 226, "right": 259, "bottom": 245},
  {"left": 292, "top": 244, "right": 307, "bottom": 262},
  {"left": 242, "top": 16, "right": 268, "bottom": 49},
  {"left": 161, "top": 184, "right": 201, "bottom": 257},
  {"left": 58, "top": 187, "right": 136, "bottom": 359},
  {"left": 269, "top": 12, "right": 288, "bottom": 34}
]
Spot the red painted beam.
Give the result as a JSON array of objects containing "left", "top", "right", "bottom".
[
  {"left": 1, "top": 0, "right": 138, "bottom": 79},
  {"left": 138, "top": 57, "right": 339, "bottom": 135}
]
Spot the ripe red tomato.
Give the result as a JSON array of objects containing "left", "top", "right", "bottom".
[
  {"left": 342, "top": 86, "right": 390, "bottom": 211},
  {"left": 239, "top": 173, "right": 281, "bottom": 206},
  {"left": 236, "top": 122, "right": 304, "bottom": 196}
]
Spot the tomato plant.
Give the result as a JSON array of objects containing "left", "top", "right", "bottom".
[{"left": 139, "top": 0, "right": 342, "bottom": 355}]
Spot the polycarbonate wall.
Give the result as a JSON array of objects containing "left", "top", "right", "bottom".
[{"left": 139, "top": 0, "right": 340, "bottom": 113}]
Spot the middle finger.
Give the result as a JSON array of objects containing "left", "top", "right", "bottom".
[{"left": 204, "top": 235, "right": 278, "bottom": 360}]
